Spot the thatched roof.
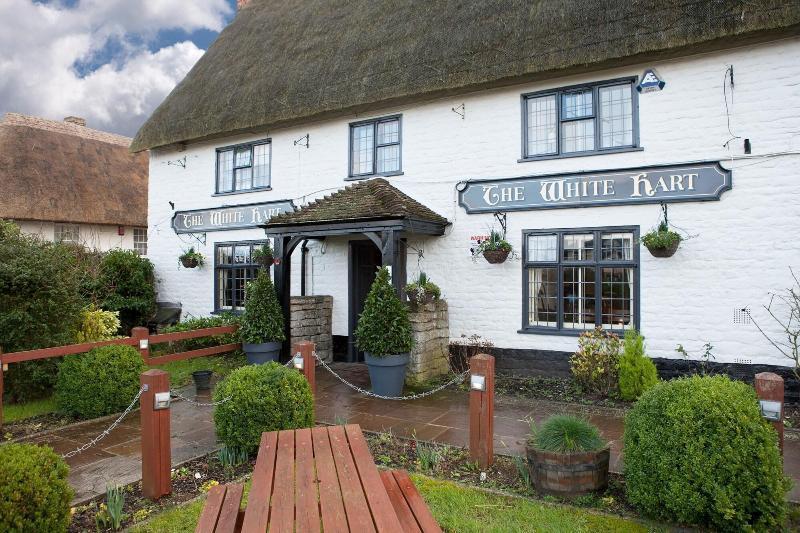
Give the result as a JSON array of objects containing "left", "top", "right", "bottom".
[
  {"left": 265, "top": 178, "right": 448, "bottom": 227},
  {"left": 0, "top": 113, "right": 148, "bottom": 227},
  {"left": 132, "top": 0, "right": 800, "bottom": 152}
]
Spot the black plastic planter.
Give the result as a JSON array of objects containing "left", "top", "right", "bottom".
[{"left": 192, "top": 370, "right": 213, "bottom": 391}]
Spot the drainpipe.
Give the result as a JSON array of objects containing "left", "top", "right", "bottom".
[{"left": 300, "top": 240, "right": 309, "bottom": 296}]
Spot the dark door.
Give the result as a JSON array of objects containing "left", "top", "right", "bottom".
[{"left": 348, "top": 240, "right": 382, "bottom": 362}]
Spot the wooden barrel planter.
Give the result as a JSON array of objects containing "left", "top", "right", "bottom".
[{"left": 526, "top": 447, "right": 610, "bottom": 496}]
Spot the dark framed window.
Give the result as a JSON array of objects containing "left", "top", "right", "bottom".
[
  {"left": 521, "top": 78, "right": 639, "bottom": 160},
  {"left": 348, "top": 115, "right": 401, "bottom": 178},
  {"left": 214, "top": 240, "right": 267, "bottom": 312},
  {"left": 216, "top": 139, "right": 271, "bottom": 194},
  {"left": 521, "top": 227, "right": 639, "bottom": 334}
]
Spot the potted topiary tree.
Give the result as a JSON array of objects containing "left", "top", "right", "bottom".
[
  {"left": 526, "top": 415, "right": 610, "bottom": 496},
  {"left": 403, "top": 271, "right": 441, "bottom": 308},
  {"left": 238, "top": 271, "right": 286, "bottom": 364},
  {"left": 355, "top": 266, "right": 415, "bottom": 396},
  {"left": 179, "top": 247, "right": 204, "bottom": 268},
  {"left": 475, "top": 230, "right": 513, "bottom": 264}
]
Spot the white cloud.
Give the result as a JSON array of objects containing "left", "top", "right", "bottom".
[{"left": 0, "top": 0, "right": 233, "bottom": 136}]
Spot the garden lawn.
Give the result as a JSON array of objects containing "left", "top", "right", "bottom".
[
  {"left": 152, "top": 352, "right": 247, "bottom": 387},
  {"left": 131, "top": 474, "right": 650, "bottom": 533},
  {"left": 3, "top": 396, "right": 57, "bottom": 423}
]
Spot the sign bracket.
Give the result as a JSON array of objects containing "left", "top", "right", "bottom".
[{"left": 493, "top": 212, "right": 507, "bottom": 238}]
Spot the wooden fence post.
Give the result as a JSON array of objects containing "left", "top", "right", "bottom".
[
  {"left": 294, "top": 341, "right": 316, "bottom": 397},
  {"left": 141, "top": 369, "right": 171, "bottom": 500},
  {"left": 132, "top": 327, "right": 150, "bottom": 363},
  {"left": 469, "top": 353, "right": 495, "bottom": 469},
  {"left": 0, "top": 348, "right": 4, "bottom": 428},
  {"left": 755, "top": 372, "right": 784, "bottom": 455}
]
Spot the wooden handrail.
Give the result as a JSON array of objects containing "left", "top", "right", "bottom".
[
  {"left": 149, "top": 325, "right": 237, "bottom": 344},
  {"left": 3, "top": 337, "right": 140, "bottom": 364},
  {"left": 145, "top": 343, "right": 241, "bottom": 365}
]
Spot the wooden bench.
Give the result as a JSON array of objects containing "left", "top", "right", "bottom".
[{"left": 195, "top": 424, "right": 441, "bottom": 532}]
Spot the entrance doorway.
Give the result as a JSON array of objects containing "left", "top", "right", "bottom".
[{"left": 347, "top": 240, "right": 382, "bottom": 362}]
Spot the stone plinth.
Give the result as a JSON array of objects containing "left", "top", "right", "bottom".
[
  {"left": 290, "top": 295, "right": 333, "bottom": 362},
  {"left": 406, "top": 299, "right": 450, "bottom": 384}
]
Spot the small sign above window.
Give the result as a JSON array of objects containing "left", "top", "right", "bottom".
[
  {"left": 172, "top": 200, "right": 294, "bottom": 233},
  {"left": 459, "top": 162, "right": 731, "bottom": 214}
]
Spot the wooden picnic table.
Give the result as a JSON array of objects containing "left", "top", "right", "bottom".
[{"left": 197, "top": 424, "right": 441, "bottom": 532}]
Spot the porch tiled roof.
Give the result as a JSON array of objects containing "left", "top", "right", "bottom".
[{"left": 267, "top": 178, "right": 448, "bottom": 227}]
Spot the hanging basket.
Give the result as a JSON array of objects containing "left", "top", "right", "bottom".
[
  {"left": 645, "top": 240, "right": 680, "bottom": 258},
  {"left": 483, "top": 249, "right": 510, "bottom": 264},
  {"left": 255, "top": 253, "right": 274, "bottom": 268},
  {"left": 180, "top": 257, "right": 199, "bottom": 268}
]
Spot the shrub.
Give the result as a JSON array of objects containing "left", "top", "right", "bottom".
[
  {"left": 528, "top": 415, "right": 605, "bottom": 453},
  {"left": 93, "top": 249, "right": 156, "bottom": 334},
  {"left": 213, "top": 363, "right": 313, "bottom": 452},
  {"left": 569, "top": 327, "right": 621, "bottom": 397},
  {"left": 0, "top": 221, "right": 85, "bottom": 401},
  {"left": 238, "top": 271, "right": 285, "bottom": 344},
  {"left": 617, "top": 329, "right": 658, "bottom": 401},
  {"left": 0, "top": 443, "right": 73, "bottom": 532},
  {"left": 55, "top": 345, "right": 146, "bottom": 419},
  {"left": 75, "top": 306, "right": 121, "bottom": 343},
  {"left": 624, "top": 375, "right": 790, "bottom": 530},
  {"left": 355, "top": 266, "right": 414, "bottom": 357}
]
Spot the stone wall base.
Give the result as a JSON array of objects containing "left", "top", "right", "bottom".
[
  {"left": 406, "top": 300, "right": 450, "bottom": 384},
  {"left": 290, "top": 295, "right": 333, "bottom": 362}
]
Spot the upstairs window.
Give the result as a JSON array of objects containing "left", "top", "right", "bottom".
[
  {"left": 54, "top": 223, "right": 80, "bottom": 243},
  {"left": 216, "top": 140, "right": 271, "bottom": 193},
  {"left": 133, "top": 228, "right": 147, "bottom": 255},
  {"left": 522, "top": 78, "right": 638, "bottom": 160},
  {"left": 522, "top": 227, "right": 639, "bottom": 333},
  {"left": 349, "top": 116, "right": 401, "bottom": 178}
]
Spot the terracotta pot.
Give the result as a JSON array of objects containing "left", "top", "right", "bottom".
[
  {"left": 483, "top": 249, "right": 510, "bottom": 264},
  {"left": 526, "top": 446, "right": 610, "bottom": 496},
  {"left": 645, "top": 240, "right": 679, "bottom": 258},
  {"left": 180, "top": 257, "right": 199, "bottom": 268}
]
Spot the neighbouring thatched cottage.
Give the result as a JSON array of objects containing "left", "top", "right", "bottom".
[
  {"left": 133, "top": 0, "right": 800, "bottom": 392},
  {"left": 0, "top": 113, "right": 148, "bottom": 253}
]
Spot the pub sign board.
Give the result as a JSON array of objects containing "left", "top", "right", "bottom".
[
  {"left": 172, "top": 200, "right": 295, "bottom": 233},
  {"left": 458, "top": 162, "right": 731, "bottom": 214}
]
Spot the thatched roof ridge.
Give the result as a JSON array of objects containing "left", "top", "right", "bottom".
[
  {"left": 266, "top": 178, "right": 449, "bottom": 226},
  {"left": 0, "top": 113, "right": 148, "bottom": 227},
  {"left": 132, "top": 0, "right": 800, "bottom": 152}
]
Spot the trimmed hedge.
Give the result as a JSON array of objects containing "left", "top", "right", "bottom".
[
  {"left": 0, "top": 443, "right": 73, "bottom": 532},
  {"left": 623, "top": 375, "right": 790, "bottom": 531},
  {"left": 55, "top": 345, "right": 146, "bottom": 419},
  {"left": 213, "top": 363, "right": 313, "bottom": 452}
]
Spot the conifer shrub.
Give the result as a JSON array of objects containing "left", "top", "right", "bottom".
[
  {"left": 213, "top": 363, "right": 313, "bottom": 452},
  {"left": 238, "top": 271, "right": 285, "bottom": 344},
  {"left": 55, "top": 345, "right": 146, "bottom": 419},
  {"left": 624, "top": 375, "right": 790, "bottom": 530},
  {"left": 355, "top": 266, "right": 414, "bottom": 357},
  {"left": 617, "top": 329, "right": 658, "bottom": 401},
  {"left": 0, "top": 443, "right": 73, "bottom": 532}
]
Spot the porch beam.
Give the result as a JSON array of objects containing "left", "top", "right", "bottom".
[{"left": 272, "top": 234, "right": 292, "bottom": 360}]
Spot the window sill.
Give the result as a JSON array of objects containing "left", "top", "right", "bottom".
[
  {"left": 517, "top": 146, "right": 643, "bottom": 163},
  {"left": 518, "top": 328, "right": 585, "bottom": 337},
  {"left": 345, "top": 171, "right": 404, "bottom": 181},
  {"left": 213, "top": 187, "right": 272, "bottom": 197}
]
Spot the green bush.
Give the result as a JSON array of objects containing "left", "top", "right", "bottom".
[
  {"left": 55, "top": 345, "right": 146, "bottom": 419},
  {"left": 355, "top": 266, "right": 414, "bottom": 357},
  {"left": 0, "top": 221, "right": 85, "bottom": 401},
  {"left": 617, "top": 329, "right": 659, "bottom": 401},
  {"left": 93, "top": 249, "right": 156, "bottom": 334},
  {"left": 213, "top": 363, "right": 313, "bottom": 452},
  {"left": 569, "top": 327, "right": 621, "bottom": 397},
  {"left": 528, "top": 415, "right": 605, "bottom": 453},
  {"left": 75, "top": 306, "right": 120, "bottom": 343},
  {"left": 157, "top": 313, "right": 239, "bottom": 353},
  {"left": 238, "top": 271, "right": 285, "bottom": 344},
  {"left": 0, "top": 443, "right": 73, "bottom": 532},
  {"left": 624, "top": 375, "right": 790, "bottom": 530}
]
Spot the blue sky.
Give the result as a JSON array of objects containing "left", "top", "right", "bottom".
[{"left": 0, "top": 1, "right": 239, "bottom": 136}]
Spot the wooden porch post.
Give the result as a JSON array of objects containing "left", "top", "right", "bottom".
[
  {"left": 380, "top": 229, "right": 404, "bottom": 295},
  {"left": 273, "top": 235, "right": 292, "bottom": 360}
]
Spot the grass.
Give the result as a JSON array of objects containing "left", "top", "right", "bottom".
[
  {"left": 130, "top": 474, "right": 650, "bottom": 532},
  {"left": 3, "top": 396, "right": 57, "bottom": 423},
  {"left": 151, "top": 351, "right": 247, "bottom": 388}
]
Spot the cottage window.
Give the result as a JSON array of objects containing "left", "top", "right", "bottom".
[
  {"left": 54, "top": 223, "right": 80, "bottom": 243},
  {"left": 216, "top": 140, "right": 271, "bottom": 193},
  {"left": 522, "top": 227, "right": 639, "bottom": 334},
  {"left": 133, "top": 228, "right": 147, "bottom": 255},
  {"left": 214, "top": 241, "right": 266, "bottom": 312},
  {"left": 522, "top": 78, "right": 638, "bottom": 160},
  {"left": 349, "top": 116, "right": 401, "bottom": 178}
]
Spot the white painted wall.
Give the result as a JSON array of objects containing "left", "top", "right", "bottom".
[
  {"left": 147, "top": 38, "right": 800, "bottom": 366},
  {"left": 16, "top": 220, "right": 140, "bottom": 252}
]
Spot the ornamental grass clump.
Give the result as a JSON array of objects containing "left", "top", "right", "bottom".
[
  {"left": 617, "top": 329, "right": 659, "bottom": 401},
  {"left": 238, "top": 271, "right": 285, "bottom": 345},
  {"left": 528, "top": 415, "right": 605, "bottom": 454},
  {"left": 355, "top": 266, "right": 414, "bottom": 357},
  {"left": 624, "top": 375, "right": 790, "bottom": 531}
]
